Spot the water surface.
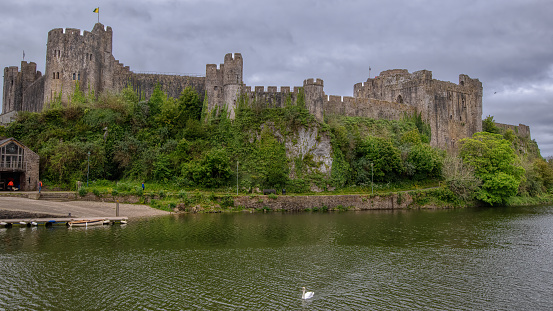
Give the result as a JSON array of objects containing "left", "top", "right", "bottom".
[{"left": 1, "top": 206, "right": 553, "bottom": 310}]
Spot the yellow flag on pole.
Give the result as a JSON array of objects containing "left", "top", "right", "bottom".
[{"left": 93, "top": 8, "right": 99, "bottom": 13}]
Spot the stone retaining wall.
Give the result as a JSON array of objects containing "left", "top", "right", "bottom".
[{"left": 234, "top": 193, "right": 414, "bottom": 211}]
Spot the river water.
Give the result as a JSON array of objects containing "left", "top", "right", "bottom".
[{"left": 1, "top": 205, "right": 553, "bottom": 310}]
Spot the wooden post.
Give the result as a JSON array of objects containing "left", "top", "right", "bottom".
[{"left": 116, "top": 200, "right": 119, "bottom": 217}]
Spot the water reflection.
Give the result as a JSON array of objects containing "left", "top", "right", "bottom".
[{"left": 1, "top": 206, "right": 553, "bottom": 310}]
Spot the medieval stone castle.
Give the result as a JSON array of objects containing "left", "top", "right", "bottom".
[{"left": 2, "top": 23, "right": 530, "bottom": 149}]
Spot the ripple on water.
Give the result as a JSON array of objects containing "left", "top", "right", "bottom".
[{"left": 2, "top": 207, "right": 553, "bottom": 310}]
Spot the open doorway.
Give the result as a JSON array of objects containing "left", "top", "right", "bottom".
[{"left": 0, "top": 172, "right": 24, "bottom": 191}]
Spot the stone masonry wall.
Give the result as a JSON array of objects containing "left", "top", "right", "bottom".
[
  {"left": 24, "top": 148, "right": 40, "bottom": 191},
  {"left": 353, "top": 69, "right": 483, "bottom": 150},
  {"left": 495, "top": 122, "right": 531, "bottom": 138},
  {"left": 324, "top": 95, "right": 415, "bottom": 120},
  {"left": 233, "top": 193, "right": 414, "bottom": 211}
]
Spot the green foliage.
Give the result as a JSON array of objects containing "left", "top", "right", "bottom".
[
  {"left": 405, "top": 144, "right": 444, "bottom": 180},
  {"left": 353, "top": 136, "right": 402, "bottom": 183},
  {"left": 403, "top": 112, "right": 431, "bottom": 143},
  {"left": 460, "top": 132, "right": 525, "bottom": 205},
  {"left": 482, "top": 115, "right": 500, "bottom": 134},
  {"left": 442, "top": 156, "right": 481, "bottom": 201},
  {"left": 182, "top": 148, "right": 232, "bottom": 188},
  {"left": 78, "top": 188, "right": 88, "bottom": 197}
]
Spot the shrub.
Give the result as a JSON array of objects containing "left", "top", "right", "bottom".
[{"left": 78, "top": 188, "right": 88, "bottom": 197}]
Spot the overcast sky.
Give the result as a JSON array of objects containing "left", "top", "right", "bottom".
[{"left": 1, "top": 0, "right": 552, "bottom": 156}]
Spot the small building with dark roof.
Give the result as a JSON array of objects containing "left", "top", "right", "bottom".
[{"left": 0, "top": 138, "right": 40, "bottom": 191}]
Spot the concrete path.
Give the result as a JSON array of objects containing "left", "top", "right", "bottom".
[{"left": 0, "top": 196, "right": 170, "bottom": 219}]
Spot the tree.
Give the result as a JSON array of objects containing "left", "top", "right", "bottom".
[
  {"left": 405, "top": 144, "right": 443, "bottom": 180},
  {"left": 460, "top": 132, "right": 525, "bottom": 205},
  {"left": 354, "top": 136, "right": 402, "bottom": 183},
  {"left": 482, "top": 115, "right": 500, "bottom": 134}
]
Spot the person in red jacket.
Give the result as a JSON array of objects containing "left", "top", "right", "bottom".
[{"left": 7, "top": 180, "right": 14, "bottom": 191}]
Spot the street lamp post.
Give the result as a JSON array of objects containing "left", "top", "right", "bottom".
[
  {"left": 371, "top": 162, "right": 374, "bottom": 195},
  {"left": 87, "top": 151, "right": 91, "bottom": 187}
]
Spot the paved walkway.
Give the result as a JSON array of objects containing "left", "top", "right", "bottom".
[{"left": 0, "top": 196, "right": 170, "bottom": 219}]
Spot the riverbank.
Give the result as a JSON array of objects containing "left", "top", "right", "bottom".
[
  {"left": 1, "top": 189, "right": 551, "bottom": 217},
  {"left": 0, "top": 196, "right": 170, "bottom": 219}
]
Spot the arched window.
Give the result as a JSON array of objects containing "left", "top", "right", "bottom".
[{"left": 397, "top": 95, "right": 403, "bottom": 104}]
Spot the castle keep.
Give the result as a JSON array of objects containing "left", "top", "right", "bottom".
[{"left": 3, "top": 23, "right": 518, "bottom": 150}]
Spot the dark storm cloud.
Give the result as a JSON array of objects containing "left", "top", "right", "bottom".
[{"left": 1, "top": 0, "right": 552, "bottom": 155}]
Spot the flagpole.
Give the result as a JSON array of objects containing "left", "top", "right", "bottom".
[{"left": 98, "top": 7, "right": 100, "bottom": 23}]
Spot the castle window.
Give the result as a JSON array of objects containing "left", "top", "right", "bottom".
[
  {"left": 90, "top": 54, "right": 93, "bottom": 60},
  {"left": 78, "top": 73, "right": 80, "bottom": 80},
  {"left": 73, "top": 73, "right": 76, "bottom": 80},
  {"left": 460, "top": 81, "right": 465, "bottom": 86},
  {"left": 53, "top": 72, "right": 56, "bottom": 79},
  {"left": 450, "top": 115, "right": 453, "bottom": 120},
  {"left": 397, "top": 95, "right": 403, "bottom": 104},
  {"left": 56, "top": 72, "right": 59, "bottom": 79}
]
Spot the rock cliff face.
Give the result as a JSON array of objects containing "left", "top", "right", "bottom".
[
  {"left": 285, "top": 126, "right": 333, "bottom": 178},
  {"left": 251, "top": 122, "right": 333, "bottom": 179}
]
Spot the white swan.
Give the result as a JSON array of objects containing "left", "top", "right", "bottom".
[{"left": 302, "top": 287, "right": 314, "bottom": 299}]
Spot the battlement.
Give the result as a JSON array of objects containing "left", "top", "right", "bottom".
[
  {"left": 48, "top": 24, "right": 110, "bottom": 37},
  {"left": 303, "top": 78, "right": 324, "bottom": 87},
  {"left": 224, "top": 53, "right": 242, "bottom": 62},
  {"left": 244, "top": 85, "right": 300, "bottom": 93},
  {"left": 379, "top": 69, "right": 410, "bottom": 77}
]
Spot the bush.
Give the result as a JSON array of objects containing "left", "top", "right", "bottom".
[
  {"left": 220, "top": 195, "right": 234, "bottom": 208},
  {"left": 78, "top": 188, "right": 88, "bottom": 197}
]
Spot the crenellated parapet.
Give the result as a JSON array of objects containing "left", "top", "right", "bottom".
[{"left": 239, "top": 85, "right": 302, "bottom": 110}]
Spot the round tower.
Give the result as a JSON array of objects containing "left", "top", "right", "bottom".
[
  {"left": 222, "top": 53, "right": 243, "bottom": 119},
  {"left": 303, "top": 78, "right": 324, "bottom": 122}
]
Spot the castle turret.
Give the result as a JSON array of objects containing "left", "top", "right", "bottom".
[
  {"left": 2, "top": 62, "right": 43, "bottom": 115},
  {"left": 303, "top": 78, "right": 324, "bottom": 122},
  {"left": 222, "top": 53, "right": 243, "bottom": 119},
  {"left": 205, "top": 53, "right": 242, "bottom": 119},
  {"left": 44, "top": 23, "right": 113, "bottom": 105},
  {"left": 3, "top": 66, "right": 19, "bottom": 113}
]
